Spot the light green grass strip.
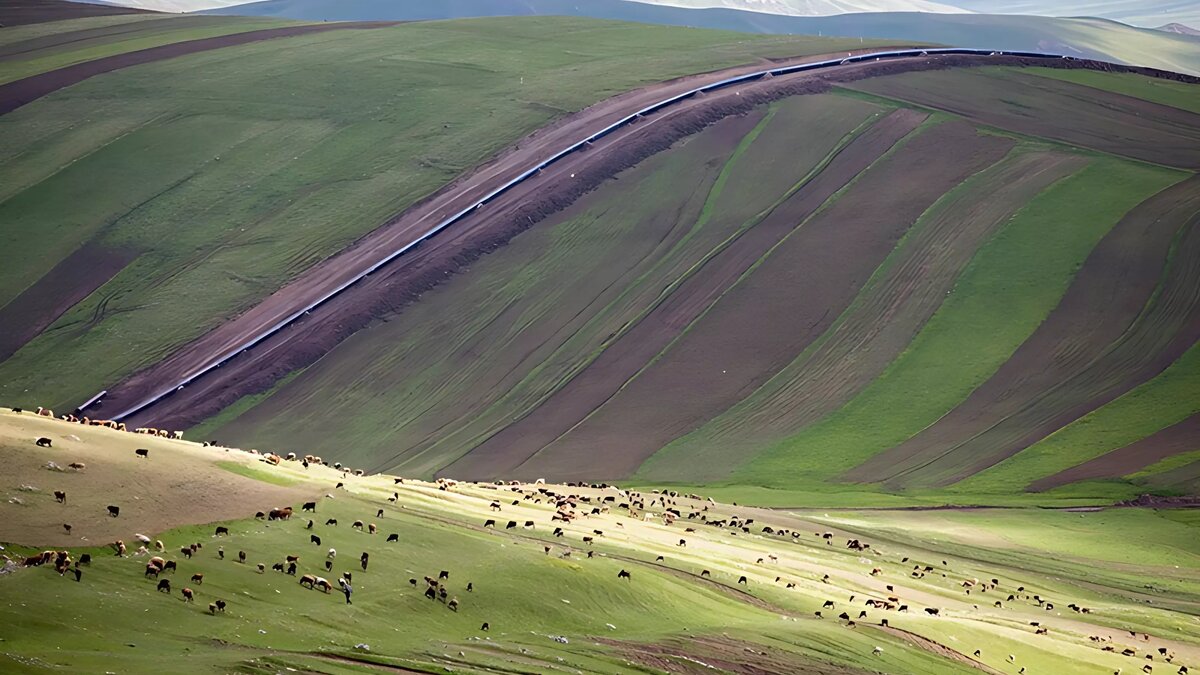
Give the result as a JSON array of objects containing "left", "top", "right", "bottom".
[
  {"left": 954, "top": 341, "right": 1200, "bottom": 494},
  {"left": 732, "top": 158, "right": 1184, "bottom": 490}
]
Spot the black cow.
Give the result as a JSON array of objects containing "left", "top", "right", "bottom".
[
  {"left": 135, "top": 448, "right": 149, "bottom": 458},
  {"left": 311, "top": 534, "right": 321, "bottom": 546},
  {"left": 214, "top": 526, "right": 229, "bottom": 536},
  {"left": 302, "top": 502, "right": 317, "bottom": 512},
  {"left": 106, "top": 505, "right": 120, "bottom": 518},
  {"left": 36, "top": 437, "right": 52, "bottom": 448}
]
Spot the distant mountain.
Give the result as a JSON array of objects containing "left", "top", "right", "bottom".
[
  {"left": 626, "top": 0, "right": 968, "bottom": 15},
  {"left": 201, "top": 0, "right": 1200, "bottom": 75},
  {"left": 1157, "top": 22, "right": 1200, "bottom": 37}
]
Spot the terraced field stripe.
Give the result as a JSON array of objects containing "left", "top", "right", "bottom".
[
  {"left": 442, "top": 108, "right": 928, "bottom": 480},
  {"left": 848, "top": 68, "right": 1200, "bottom": 170},
  {"left": 639, "top": 148, "right": 1086, "bottom": 482},
  {"left": 856, "top": 175, "right": 1200, "bottom": 489},
  {"left": 732, "top": 158, "right": 1170, "bottom": 490},
  {"left": 378, "top": 97, "right": 887, "bottom": 477},
  {"left": 1031, "top": 413, "right": 1200, "bottom": 492},
  {"left": 952, "top": 341, "right": 1200, "bottom": 496},
  {"left": 514, "top": 118, "right": 1018, "bottom": 480}
]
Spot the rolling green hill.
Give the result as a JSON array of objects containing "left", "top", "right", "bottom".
[
  {"left": 186, "top": 63, "right": 1200, "bottom": 504},
  {"left": 0, "top": 15, "right": 882, "bottom": 408},
  {"left": 207, "top": 0, "right": 1200, "bottom": 75}
]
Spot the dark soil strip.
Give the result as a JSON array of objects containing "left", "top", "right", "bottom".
[
  {"left": 508, "top": 121, "right": 1014, "bottom": 482},
  {"left": 853, "top": 68, "right": 1200, "bottom": 170},
  {"left": 0, "top": 0, "right": 151, "bottom": 26},
  {"left": 1031, "top": 413, "right": 1200, "bottom": 491},
  {"left": 0, "top": 21, "right": 397, "bottom": 115},
  {"left": 849, "top": 176, "right": 1200, "bottom": 488},
  {"left": 0, "top": 16, "right": 253, "bottom": 61},
  {"left": 441, "top": 108, "right": 929, "bottom": 480},
  {"left": 0, "top": 243, "right": 135, "bottom": 362}
]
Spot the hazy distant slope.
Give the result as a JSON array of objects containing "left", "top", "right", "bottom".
[
  {"left": 946, "top": 1, "right": 1200, "bottom": 29},
  {"left": 206, "top": 0, "right": 1200, "bottom": 74},
  {"left": 627, "top": 0, "right": 967, "bottom": 15}
]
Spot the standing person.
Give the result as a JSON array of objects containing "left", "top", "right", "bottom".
[{"left": 339, "top": 577, "right": 352, "bottom": 604}]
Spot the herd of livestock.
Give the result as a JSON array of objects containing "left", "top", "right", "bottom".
[{"left": 8, "top": 406, "right": 1195, "bottom": 674}]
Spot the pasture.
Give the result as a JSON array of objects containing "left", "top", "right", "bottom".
[{"left": 2, "top": 411, "right": 1198, "bottom": 673}]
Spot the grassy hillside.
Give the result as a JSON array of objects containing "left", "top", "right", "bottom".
[
  {"left": 0, "top": 14, "right": 311, "bottom": 83},
  {"left": 3, "top": 410, "right": 1198, "bottom": 673},
  {"left": 197, "top": 64, "right": 1200, "bottom": 503},
  {"left": 208, "top": 0, "right": 1200, "bottom": 74},
  {"left": 0, "top": 16, "right": 883, "bottom": 409}
]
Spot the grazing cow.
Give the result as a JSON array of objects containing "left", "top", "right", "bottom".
[
  {"left": 524, "top": 520, "right": 534, "bottom": 529},
  {"left": 255, "top": 512, "right": 266, "bottom": 519},
  {"left": 54, "top": 490, "right": 66, "bottom": 504},
  {"left": 107, "top": 505, "right": 120, "bottom": 518},
  {"left": 352, "top": 520, "right": 364, "bottom": 530},
  {"left": 135, "top": 448, "right": 149, "bottom": 459},
  {"left": 553, "top": 527, "right": 563, "bottom": 537},
  {"left": 191, "top": 573, "right": 204, "bottom": 584},
  {"left": 63, "top": 523, "right": 72, "bottom": 534},
  {"left": 311, "top": 535, "right": 321, "bottom": 546},
  {"left": 268, "top": 507, "right": 292, "bottom": 521},
  {"left": 68, "top": 462, "right": 85, "bottom": 470},
  {"left": 701, "top": 570, "right": 711, "bottom": 578},
  {"left": 617, "top": 570, "right": 631, "bottom": 580},
  {"left": 368, "top": 523, "right": 377, "bottom": 535},
  {"left": 214, "top": 526, "right": 229, "bottom": 537},
  {"left": 425, "top": 586, "right": 437, "bottom": 600},
  {"left": 483, "top": 519, "right": 496, "bottom": 528},
  {"left": 214, "top": 600, "right": 226, "bottom": 612},
  {"left": 481, "top": 622, "right": 489, "bottom": 631},
  {"left": 300, "top": 574, "right": 317, "bottom": 589},
  {"left": 145, "top": 563, "right": 160, "bottom": 578},
  {"left": 182, "top": 587, "right": 194, "bottom": 602},
  {"left": 306, "top": 519, "right": 313, "bottom": 530},
  {"left": 157, "top": 579, "right": 171, "bottom": 593},
  {"left": 180, "top": 547, "right": 193, "bottom": 559},
  {"left": 361, "top": 553, "right": 369, "bottom": 572},
  {"left": 738, "top": 576, "right": 748, "bottom": 585},
  {"left": 439, "top": 570, "right": 449, "bottom": 580},
  {"left": 505, "top": 521, "right": 517, "bottom": 530},
  {"left": 256, "top": 563, "right": 265, "bottom": 573},
  {"left": 325, "top": 518, "right": 337, "bottom": 526},
  {"left": 387, "top": 534, "right": 399, "bottom": 542},
  {"left": 36, "top": 437, "right": 53, "bottom": 448},
  {"left": 325, "top": 560, "right": 333, "bottom": 571},
  {"left": 925, "top": 608, "right": 940, "bottom": 616},
  {"left": 448, "top": 597, "right": 459, "bottom": 612},
  {"left": 272, "top": 562, "right": 284, "bottom": 572},
  {"left": 315, "top": 577, "right": 332, "bottom": 593},
  {"left": 582, "top": 536, "right": 593, "bottom": 545},
  {"left": 238, "top": 551, "right": 246, "bottom": 563},
  {"left": 302, "top": 502, "right": 316, "bottom": 512},
  {"left": 678, "top": 539, "right": 687, "bottom": 547}
]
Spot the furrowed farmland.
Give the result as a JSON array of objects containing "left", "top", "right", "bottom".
[
  {"left": 2, "top": 5, "right": 1200, "bottom": 672},
  {"left": 181, "top": 63, "right": 1200, "bottom": 503}
]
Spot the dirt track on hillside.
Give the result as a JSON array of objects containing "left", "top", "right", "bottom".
[
  {"left": 0, "top": 21, "right": 397, "bottom": 115},
  {"left": 81, "top": 54, "right": 1199, "bottom": 441}
]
